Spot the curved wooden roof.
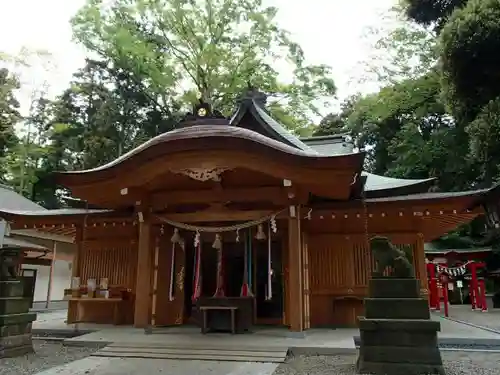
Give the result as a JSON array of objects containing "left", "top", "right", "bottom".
[{"left": 54, "top": 125, "right": 365, "bottom": 191}]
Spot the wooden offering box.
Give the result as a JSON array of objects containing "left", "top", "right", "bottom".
[
  {"left": 66, "top": 286, "right": 134, "bottom": 325},
  {"left": 196, "top": 296, "right": 254, "bottom": 334}
]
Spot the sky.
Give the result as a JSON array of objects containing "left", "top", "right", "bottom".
[{"left": 0, "top": 0, "right": 398, "bottom": 116}]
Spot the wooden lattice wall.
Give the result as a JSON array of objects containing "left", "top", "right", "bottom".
[
  {"left": 308, "top": 233, "right": 426, "bottom": 327},
  {"left": 77, "top": 244, "right": 137, "bottom": 290},
  {"left": 67, "top": 240, "right": 138, "bottom": 324}
]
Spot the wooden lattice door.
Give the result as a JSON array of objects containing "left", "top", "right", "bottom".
[{"left": 155, "top": 236, "right": 186, "bottom": 326}]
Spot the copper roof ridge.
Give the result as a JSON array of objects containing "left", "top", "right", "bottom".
[{"left": 56, "top": 125, "right": 364, "bottom": 176}]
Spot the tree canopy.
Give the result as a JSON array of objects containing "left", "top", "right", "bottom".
[
  {"left": 71, "top": 0, "right": 337, "bottom": 131},
  {"left": 402, "top": 0, "right": 468, "bottom": 31},
  {"left": 440, "top": 0, "right": 500, "bottom": 124},
  {"left": 2, "top": 0, "right": 500, "bottom": 259}
]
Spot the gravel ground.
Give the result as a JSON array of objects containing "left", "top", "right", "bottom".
[
  {"left": 0, "top": 341, "right": 99, "bottom": 375},
  {"left": 273, "top": 351, "right": 500, "bottom": 375}
]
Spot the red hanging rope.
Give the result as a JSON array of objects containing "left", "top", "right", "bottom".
[
  {"left": 213, "top": 245, "right": 225, "bottom": 297},
  {"left": 192, "top": 242, "right": 202, "bottom": 302},
  {"left": 240, "top": 234, "right": 250, "bottom": 297}
]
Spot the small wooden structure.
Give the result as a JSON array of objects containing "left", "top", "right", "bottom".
[
  {"left": 0, "top": 89, "right": 495, "bottom": 332},
  {"left": 425, "top": 245, "right": 492, "bottom": 264}
]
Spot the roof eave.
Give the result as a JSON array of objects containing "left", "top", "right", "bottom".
[{"left": 365, "top": 178, "right": 437, "bottom": 198}]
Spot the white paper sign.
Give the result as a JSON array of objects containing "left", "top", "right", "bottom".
[
  {"left": 456, "top": 280, "right": 463, "bottom": 288},
  {"left": 448, "top": 283, "right": 454, "bottom": 291}
]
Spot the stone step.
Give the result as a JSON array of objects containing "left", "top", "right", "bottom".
[
  {"left": 106, "top": 342, "right": 287, "bottom": 353},
  {"left": 364, "top": 298, "right": 430, "bottom": 319},
  {"left": 359, "top": 345, "right": 443, "bottom": 364},
  {"left": 0, "top": 312, "right": 37, "bottom": 326},
  {"left": 358, "top": 330, "right": 439, "bottom": 347},
  {"left": 357, "top": 360, "right": 445, "bottom": 375},
  {"left": 357, "top": 318, "right": 440, "bottom": 332},
  {"left": 0, "top": 344, "right": 34, "bottom": 359},
  {"left": 0, "top": 281, "right": 23, "bottom": 298},
  {"left": 0, "top": 322, "right": 32, "bottom": 337},
  {"left": 0, "top": 333, "right": 32, "bottom": 349},
  {"left": 93, "top": 345, "right": 287, "bottom": 363},
  {"left": 368, "top": 278, "right": 420, "bottom": 298},
  {"left": 0, "top": 297, "right": 32, "bottom": 315}
]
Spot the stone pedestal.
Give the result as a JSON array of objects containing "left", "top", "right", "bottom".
[
  {"left": 356, "top": 278, "right": 444, "bottom": 375},
  {"left": 0, "top": 279, "right": 37, "bottom": 358}
]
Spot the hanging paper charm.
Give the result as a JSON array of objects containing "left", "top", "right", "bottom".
[
  {"left": 255, "top": 224, "right": 266, "bottom": 240},
  {"left": 270, "top": 216, "right": 277, "bottom": 233},
  {"left": 306, "top": 209, "right": 312, "bottom": 220},
  {"left": 194, "top": 231, "right": 200, "bottom": 247}
]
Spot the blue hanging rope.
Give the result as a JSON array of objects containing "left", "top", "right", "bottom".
[
  {"left": 248, "top": 229, "right": 252, "bottom": 288},
  {"left": 192, "top": 243, "right": 197, "bottom": 285}
]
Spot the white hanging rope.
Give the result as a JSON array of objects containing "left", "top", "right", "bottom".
[
  {"left": 168, "top": 241, "right": 176, "bottom": 301},
  {"left": 155, "top": 209, "right": 286, "bottom": 233},
  {"left": 436, "top": 261, "right": 472, "bottom": 276},
  {"left": 266, "top": 220, "right": 272, "bottom": 301}
]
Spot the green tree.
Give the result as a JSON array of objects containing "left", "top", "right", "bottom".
[
  {"left": 314, "top": 95, "right": 359, "bottom": 136},
  {"left": 0, "top": 68, "right": 21, "bottom": 178},
  {"left": 402, "top": 0, "right": 468, "bottom": 31},
  {"left": 71, "top": 0, "right": 336, "bottom": 131},
  {"left": 47, "top": 58, "right": 180, "bottom": 171},
  {"left": 344, "top": 71, "right": 472, "bottom": 190},
  {"left": 314, "top": 113, "right": 346, "bottom": 136},
  {"left": 466, "top": 98, "right": 500, "bottom": 186},
  {"left": 440, "top": 0, "right": 500, "bottom": 124},
  {"left": 361, "top": 5, "right": 438, "bottom": 85}
]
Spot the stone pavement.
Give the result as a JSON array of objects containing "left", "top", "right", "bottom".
[
  {"left": 32, "top": 309, "right": 500, "bottom": 350},
  {"left": 31, "top": 300, "right": 68, "bottom": 313},
  {"left": 438, "top": 304, "right": 500, "bottom": 333},
  {"left": 25, "top": 308, "right": 500, "bottom": 375},
  {"left": 31, "top": 356, "right": 279, "bottom": 375}
]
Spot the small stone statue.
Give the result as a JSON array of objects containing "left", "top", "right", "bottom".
[
  {"left": 0, "top": 249, "right": 20, "bottom": 280},
  {"left": 370, "top": 236, "right": 414, "bottom": 278}
]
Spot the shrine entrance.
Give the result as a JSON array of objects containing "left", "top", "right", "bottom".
[
  {"left": 254, "top": 240, "right": 284, "bottom": 325},
  {"left": 180, "top": 234, "right": 284, "bottom": 327}
]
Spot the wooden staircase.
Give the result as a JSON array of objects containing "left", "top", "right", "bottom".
[{"left": 91, "top": 342, "right": 288, "bottom": 363}]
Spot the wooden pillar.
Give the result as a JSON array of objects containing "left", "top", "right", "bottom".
[
  {"left": 45, "top": 241, "right": 57, "bottom": 309},
  {"left": 287, "top": 205, "right": 303, "bottom": 332},
  {"left": 134, "top": 209, "right": 152, "bottom": 328},
  {"left": 71, "top": 226, "right": 83, "bottom": 279},
  {"left": 150, "top": 236, "right": 160, "bottom": 327},
  {"left": 302, "top": 231, "right": 310, "bottom": 329},
  {"left": 415, "top": 233, "right": 429, "bottom": 298}
]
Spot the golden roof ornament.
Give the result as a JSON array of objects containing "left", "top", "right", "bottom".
[{"left": 178, "top": 93, "right": 227, "bottom": 126}]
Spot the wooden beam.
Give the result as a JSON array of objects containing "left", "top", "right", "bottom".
[
  {"left": 151, "top": 186, "right": 291, "bottom": 206},
  {"left": 154, "top": 209, "right": 279, "bottom": 223},
  {"left": 22, "top": 258, "right": 52, "bottom": 266},
  {"left": 11, "top": 229, "right": 74, "bottom": 243},
  {"left": 83, "top": 238, "right": 138, "bottom": 250}
]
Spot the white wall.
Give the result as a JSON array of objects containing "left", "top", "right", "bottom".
[{"left": 22, "top": 260, "right": 72, "bottom": 302}]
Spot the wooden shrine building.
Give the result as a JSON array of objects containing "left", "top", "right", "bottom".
[{"left": 0, "top": 89, "right": 494, "bottom": 332}]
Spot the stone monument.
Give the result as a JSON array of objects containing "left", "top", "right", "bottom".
[
  {"left": 0, "top": 248, "right": 37, "bottom": 358},
  {"left": 356, "top": 236, "right": 444, "bottom": 375}
]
